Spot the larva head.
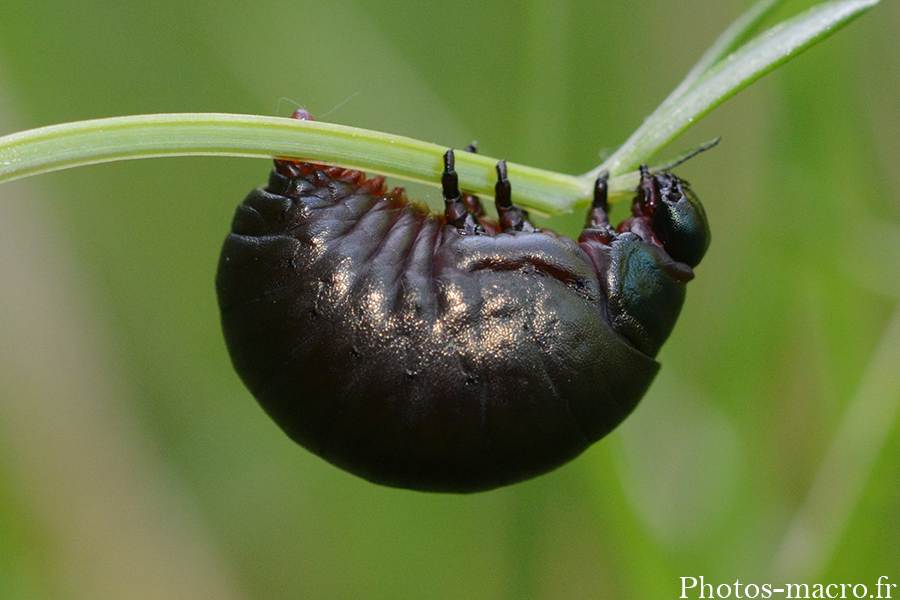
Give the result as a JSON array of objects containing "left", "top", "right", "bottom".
[
  {"left": 639, "top": 167, "right": 711, "bottom": 269},
  {"left": 582, "top": 165, "right": 710, "bottom": 358}
]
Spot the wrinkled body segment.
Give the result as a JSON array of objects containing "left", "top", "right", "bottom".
[{"left": 217, "top": 154, "right": 709, "bottom": 493}]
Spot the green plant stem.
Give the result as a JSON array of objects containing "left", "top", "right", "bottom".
[
  {"left": 0, "top": 0, "right": 880, "bottom": 216},
  {"left": 591, "top": 0, "right": 879, "bottom": 179},
  {"left": 0, "top": 113, "right": 593, "bottom": 216},
  {"left": 662, "top": 0, "right": 787, "bottom": 105}
]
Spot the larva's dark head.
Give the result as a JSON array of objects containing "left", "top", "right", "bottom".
[
  {"left": 639, "top": 166, "right": 711, "bottom": 269},
  {"left": 579, "top": 165, "right": 710, "bottom": 359}
]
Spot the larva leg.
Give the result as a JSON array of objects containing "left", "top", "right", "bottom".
[
  {"left": 442, "top": 149, "right": 485, "bottom": 234},
  {"left": 494, "top": 160, "right": 536, "bottom": 233},
  {"left": 616, "top": 164, "right": 659, "bottom": 244},
  {"left": 580, "top": 171, "right": 615, "bottom": 244}
]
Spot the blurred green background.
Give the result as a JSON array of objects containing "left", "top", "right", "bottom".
[{"left": 1, "top": 0, "right": 897, "bottom": 598}]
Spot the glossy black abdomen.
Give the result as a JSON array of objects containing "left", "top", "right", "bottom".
[{"left": 217, "top": 166, "right": 661, "bottom": 492}]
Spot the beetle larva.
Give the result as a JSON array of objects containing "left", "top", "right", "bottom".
[{"left": 216, "top": 117, "right": 710, "bottom": 493}]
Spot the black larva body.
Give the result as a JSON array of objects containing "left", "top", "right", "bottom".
[{"left": 216, "top": 155, "right": 709, "bottom": 493}]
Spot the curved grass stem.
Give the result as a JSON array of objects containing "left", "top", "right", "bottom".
[
  {"left": 0, "top": 113, "right": 589, "bottom": 216},
  {"left": 0, "top": 0, "right": 880, "bottom": 215}
]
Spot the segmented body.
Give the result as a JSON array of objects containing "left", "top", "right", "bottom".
[{"left": 217, "top": 151, "right": 708, "bottom": 493}]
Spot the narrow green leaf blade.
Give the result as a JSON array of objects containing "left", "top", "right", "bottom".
[
  {"left": 662, "top": 0, "right": 787, "bottom": 109},
  {"left": 593, "top": 0, "right": 879, "bottom": 179}
]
